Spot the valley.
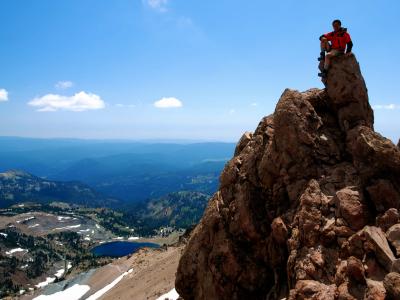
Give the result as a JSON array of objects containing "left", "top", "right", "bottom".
[
  {"left": 0, "top": 202, "right": 184, "bottom": 299},
  {"left": 0, "top": 139, "right": 234, "bottom": 299}
]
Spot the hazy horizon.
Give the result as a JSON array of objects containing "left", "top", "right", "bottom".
[{"left": 0, "top": 135, "right": 237, "bottom": 144}]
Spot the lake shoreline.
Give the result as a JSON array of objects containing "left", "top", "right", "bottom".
[{"left": 91, "top": 241, "right": 160, "bottom": 257}]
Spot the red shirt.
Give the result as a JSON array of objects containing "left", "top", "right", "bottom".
[{"left": 323, "top": 28, "right": 352, "bottom": 51}]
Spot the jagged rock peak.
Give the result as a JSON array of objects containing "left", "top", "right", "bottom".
[{"left": 175, "top": 55, "right": 400, "bottom": 300}]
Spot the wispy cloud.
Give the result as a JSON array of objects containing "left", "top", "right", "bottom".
[
  {"left": 372, "top": 104, "right": 400, "bottom": 110},
  {"left": 228, "top": 109, "right": 236, "bottom": 115},
  {"left": 144, "top": 0, "right": 169, "bottom": 12},
  {"left": 28, "top": 91, "right": 105, "bottom": 112},
  {"left": 0, "top": 88, "right": 8, "bottom": 102},
  {"left": 250, "top": 102, "right": 258, "bottom": 107},
  {"left": 55, "top": 81, "right": 74, "bottom": 90},
  {"left": 153, "top": 97, "right": 182, "bottom": 108}
]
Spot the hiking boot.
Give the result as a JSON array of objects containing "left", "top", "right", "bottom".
[
  {"left": 317, "top": 52, "right": 325, "bottom": 61},
  {"left": 318, "top": 70, "right": 327, "bottom": 78}
]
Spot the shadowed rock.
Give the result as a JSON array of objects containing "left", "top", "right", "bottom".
[{"left": 175, "top": 55, "right": 400, "bottom": 299}]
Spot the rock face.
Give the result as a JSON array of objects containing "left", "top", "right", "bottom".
[{"left": 175, "top": 55, "right": 400, "bottom": 299}]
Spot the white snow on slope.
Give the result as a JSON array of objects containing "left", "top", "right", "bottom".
[
  {"left": 85, "top": 268, "right": 133, "bottom": 300},
  {"left": 33, "top": 284, "right": 90, "bottom": 300},
  {"left": 6, "top": 248, "right": 27, "bottom": 255},
  {"left": 156, "top": 288, "right": 180, "bottom": 300},
  {"left": 54, "top": 224, "right": 81, "bottom": 230}
]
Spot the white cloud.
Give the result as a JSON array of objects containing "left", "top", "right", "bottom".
[
  {"left": 228, "top": 109, "right": 236, "bottom": 115},
  {"left": 28, "top": 91, "right": 105, "bottom": 112},
  {"left": 372, "top": 104, "right": 400, "bottom": 110},
  {"left": 153, "top": 97, "right": 182, "bottom": 108},
  {"left": 145, "top": 0, "right": 169, "bottom": 12},
  {"left": 0, "top": 88, "right": 8, "bottom": 102},
  {"left": 250, "top": 102, "right": 258, "bottom": 107},
  {"left": 55, "top": 81, "right": 74, "bottom": 90}
]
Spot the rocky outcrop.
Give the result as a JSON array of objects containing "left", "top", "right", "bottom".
[{"left": 175, "top": 54, "right": 400, "bottom": 299}]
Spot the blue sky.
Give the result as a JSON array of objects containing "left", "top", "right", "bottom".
[{"left": 0, "top": 0, "right": 399, "bottom": 142}]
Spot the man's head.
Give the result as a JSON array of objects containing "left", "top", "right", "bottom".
[{"left": 332, "top": 19, "right": 342, "bottom": 32}]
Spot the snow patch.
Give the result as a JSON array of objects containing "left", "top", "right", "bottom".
[
  {"left": 54, "top": 268, "right": 65, "bottom": 278},
  {"left": 54, "top": 224, "right": 81, "bottom": 230},
  {"left": 6, "top": 248, "right": 27, "bottom": 255},
  {"left": 156, "top": 288, "right": 180, "bottom": 300},
  {"left": 33, "top": 284, "right": 90, "bottom": 300},
  {"left": 0, "top": 232, "right": 7, "bottom": 238},
  {"left": 85, "top": 268, "right": 133, "bottom": 300},
  {"left": 17, "top": 216, "right": 35, "bottom": 223},
  {"left": 36, "top": 277, "right": 56, "bottom": 288}
]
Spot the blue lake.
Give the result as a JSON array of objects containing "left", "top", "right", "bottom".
[{"left": 91, "top": 241, "right": 159, "bottom": 257}]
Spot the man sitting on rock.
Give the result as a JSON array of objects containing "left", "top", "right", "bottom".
[{"left": 318, "top": 19, "right": 353, "bottom": 78}]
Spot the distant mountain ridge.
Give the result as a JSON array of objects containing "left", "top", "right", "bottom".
[
  {"left": 0, "top": 140, "right": 234, "bottom": 203},
  {"left": 0, "top": 169, "right": 119, "bottom": 208}
]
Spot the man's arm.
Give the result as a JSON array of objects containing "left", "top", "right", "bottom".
[
  {"left": 320, "top": 31, "right": 334, "bottom": 41},
  {"left": 346, "top": 41, "right": 353, "bottom": 53},
  {"left": 345, "top": 32, "right": 353, "bottom": 53}
]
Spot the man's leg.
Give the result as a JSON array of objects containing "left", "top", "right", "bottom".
[
  {"left": 319, "top": 49, "right": 339, "bottom": 78},
  {"left": 319, "top": 38, "right": 330, "bottom": 61},
  {"left": 324, "top": 50, "right": 341, "bottom": 70},
  {"left": 324, "top": 52, "right": 333, "bottom": 70}
]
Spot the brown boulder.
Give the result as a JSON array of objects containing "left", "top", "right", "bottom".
[
  {"left": 337, "top": 282, "right": 358, "bottom": 300},
  {"left": 234, "top": 131, "right": 253, "bottom": 156},
  {"left": 362, "top": 226, "right": 396, "bottom": 272},
  {"left": 288, "top": 280, "right": 336, "bottom": 300},
  {"left": 346, "top": 125, "right": 400, "bottom": 177},
  {"left": 346, "top": 256, "right": 365, "bottom": 282},
  {"left": 367, "top": 179, "right": 400, "bottom": 212},
  {"left": 298, "top": 180, "right": 325, "bottom": 246},
  {"left": 376, "top": 209, "right": 399, "bottom": 232},
  {"left": 365, "top": 279, "right": 386, "bottom": 300},
  {"left": 271, "top": 217, "right": 288, "bottom": 245},
  {"left": 383, "top": 272, "right": 400, "bottom": 299},
  {"left": 325, "top": 54, "right": 373, "bottom": 130},
  {"left": 387, "top": 224, "right": 400, "bottom": 256},
  {"left": 334, "top": 187, "right": 367, "bottom": 231}
]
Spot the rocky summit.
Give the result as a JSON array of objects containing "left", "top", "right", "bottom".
[{"left": 175, "top": 54, "right": 400, "bottom": 300}]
